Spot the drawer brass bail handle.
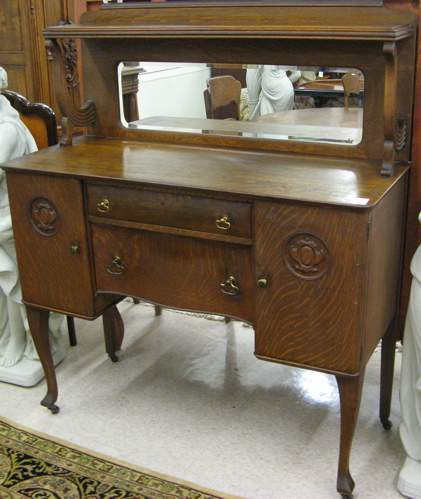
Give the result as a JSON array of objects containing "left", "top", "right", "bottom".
[
  {"left": 97, "top": 199, "right": 110, "bottom": 213},
  {"left": 107, "top": 256, "right": 126, "bottom": 275},
  {"left": 216, "top": 216, "right": 231, "bottom": 230},
  {"left": 220, "top": 276, "right": 239, "bottom": 296}
]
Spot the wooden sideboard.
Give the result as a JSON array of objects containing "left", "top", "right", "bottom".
[
  {"left": 1, "top": 3, "right": 417, "bottom": 498},
  {"left": 2, "top": 137, "right": 410, "bottom": 498}
]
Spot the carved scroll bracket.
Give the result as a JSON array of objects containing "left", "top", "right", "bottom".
[
  {"left": 382, "top": 41, "right": 406, "bottom": 177},
  {"left": 45, "top": 36, "right": 96, "bottom": 146}
]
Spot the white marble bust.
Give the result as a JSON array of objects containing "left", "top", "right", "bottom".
[{"left": 246, "top": 65, "right": 301, "bottom": 120}]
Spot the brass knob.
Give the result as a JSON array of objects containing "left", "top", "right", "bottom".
[
  {"left": 97, "top": 199, "right": 110, "bottom": 213},
  {"left": 70, "top": 245, "right": 79, "bottom": 254},
  {"left": 220, "top": 276, "right": 240, "bottom": 296},
  {"left": 216, "top": 216, "right": 231, "bottom": 230},
  {"left": 257, "top": 278, "right": 268, "bottom": 288}
]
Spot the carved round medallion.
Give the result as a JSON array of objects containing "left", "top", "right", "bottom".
[
  {"left": 28, "top": 197, "right": 61, "bottom": 236},
  {"left": 283, "top": 232, "right": 331, "bottom": 280}
]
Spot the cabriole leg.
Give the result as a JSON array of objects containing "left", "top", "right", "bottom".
[
  {"left": 335, "top": 370, "right": 365, "bottom": 498},
  {"left": 102, "top": 305, "right": 124, "bottom": 362},
  {"left": 379, "top": 319, "right": 397, "bottom": 430},
  {"left": 26, "top": 306, "right": 59, "bottom": 414}
]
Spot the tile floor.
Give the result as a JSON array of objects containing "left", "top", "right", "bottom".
[{"left": 0, "top": 300, "right": 407, "bottom": 498}]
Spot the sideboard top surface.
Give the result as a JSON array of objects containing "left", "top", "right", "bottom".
[{"left": 1, "top": 136, "right": 408, "bottom": 208}]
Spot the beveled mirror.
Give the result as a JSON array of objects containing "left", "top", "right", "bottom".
[{"left": 119, "top": 62, "right": 364, "bottom": 146}]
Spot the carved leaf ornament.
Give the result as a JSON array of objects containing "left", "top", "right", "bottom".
[
  {"left": 28, "top": 197, "right": 61, "bottom": 236},
  {"left": 283, "top": 232, "right": 331, "bottom": 280}
]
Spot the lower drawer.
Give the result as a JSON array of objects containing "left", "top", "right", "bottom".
[{"left": 92, "top": 224, "right": 254, "bottom": 322}]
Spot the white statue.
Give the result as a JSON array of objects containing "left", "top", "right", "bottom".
[
  {"left": 398, "top": 217, "right": 421, "bottom": 499},
  {"left": 0, "top": 67, "right": 64, "bottom": 386},
  {"left": 246, "top": 65, "right": 301, "bottom": 120}
]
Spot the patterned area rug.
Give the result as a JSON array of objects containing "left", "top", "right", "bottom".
[{"left": 0, "top": 417, "right": 238, "bottom": 499}]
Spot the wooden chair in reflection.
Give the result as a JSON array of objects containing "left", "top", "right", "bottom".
[
  {"left": 341, "top": 73, "right": 361, "bottom": 110},
  {"left": 0, "top": 89, "right": 79, "bottom": 346},
  {"left": 204, "top": 75, "right": 242, "bottom": 120}
]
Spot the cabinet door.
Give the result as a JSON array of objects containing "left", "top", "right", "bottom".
[
  {"left": 254, "top": 201, "right": 367, "bottom": 375},
  {"left": 6, "top": 172, "right": 104, "bottom": 317}
]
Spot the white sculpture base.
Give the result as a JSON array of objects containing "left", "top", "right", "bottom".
[
  {"left": 398, "top": 456, "right": 421, "bottom": 499},
  {"left": 0, "top": 340, "right": 66, "bottom": 387}
]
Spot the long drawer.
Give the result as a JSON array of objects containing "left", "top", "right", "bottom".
[
  {"left": 86, "top": 184, "right": 251, "bottom": 238},
  {"left": 91, "top": 223, "right": 254, "bottom": 322}
]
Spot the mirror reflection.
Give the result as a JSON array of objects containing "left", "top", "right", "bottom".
[{"left": 119, "top": 63, "right": 364, "bottom": 145}]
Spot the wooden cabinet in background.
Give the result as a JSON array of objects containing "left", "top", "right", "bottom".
[{"left": 0, "top": 0, "right": 75, "bottom": 121}]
